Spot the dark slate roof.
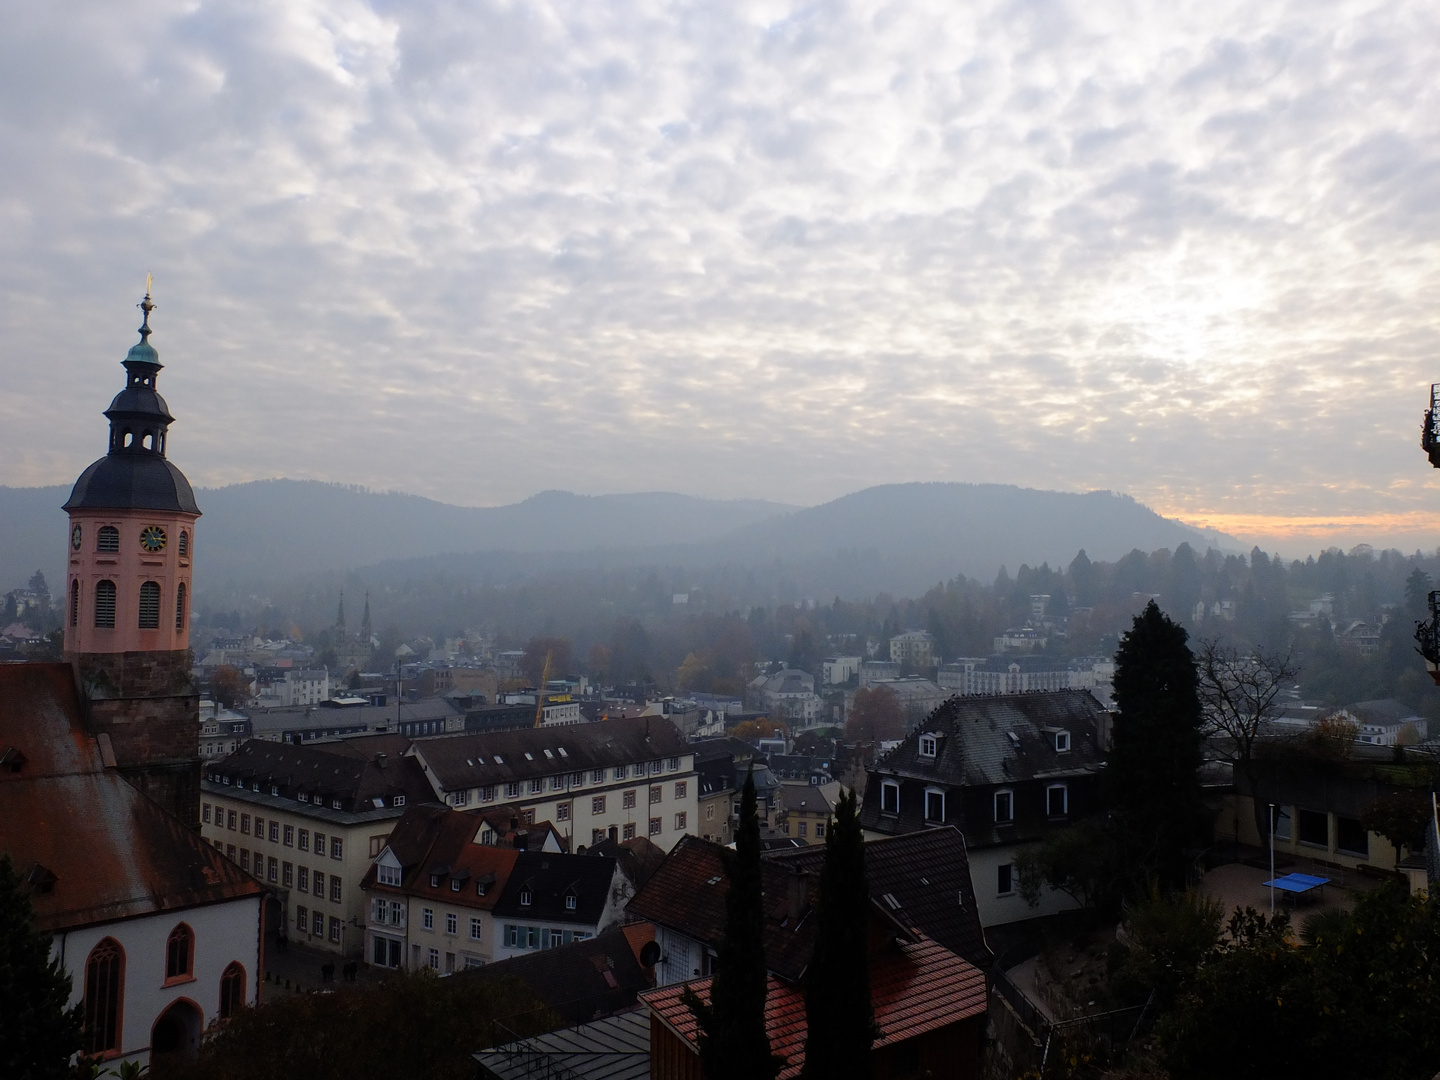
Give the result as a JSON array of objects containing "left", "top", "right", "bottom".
[
  {"left": 626, "top": 835, "right": 819, "bottom": 982},
  {"left": 208, "top": 736, "right": 436, "bottom": 814},
  {"left": 586, "top": 836, "right": 668, "bottom": 892},
  {"left": 0, "top": 663, "right": 260, "bottom": 933},
  {"left": 476, "top": 1008, "right": 651, "bottom": 1080},
  {"left": 768, "top": 826, "right": 991, "bottom": 970},
  {"left": 491, "top": 850, "right": 620, "bottom": 925},
  {"left": 643, "top": 936, "right": 986, "bottom": 1079},
  {"left": 859, "top": 690, "right": 1105, "bottom": 835},
  {"left": 464, "top": 925, "right": 654, "bottom": 1027},
  {"left": 64, "top": 453, "right": 200, "bottom": 514},
  {"left": 409, "top": 717, "right": 690, "bottom": 791}
]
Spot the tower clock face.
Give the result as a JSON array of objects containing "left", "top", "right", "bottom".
[
  {"left": 71, "top": 524, "right": 82, "bottom": 550},
  {"left": 139, "top": 525, "right": 168, "bottom": 553}
]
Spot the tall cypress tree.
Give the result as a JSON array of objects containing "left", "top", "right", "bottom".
[
  {"left": 1108, "top": 601, "right": 1205, "bottom": 892},
  {"left": 683, "top": 770, "right": 782, "bottom": 1080},
  {"left": 0, "top": 854, "right": 82, "bottom": 1080},
  {"left": 800, "top": 789, "right": 875, "bottom": 1080}
]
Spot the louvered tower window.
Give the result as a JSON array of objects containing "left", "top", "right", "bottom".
[
  {"left": 175, "top": 582, "right": 187, "bottom": 630},
  {"left": 96, "top": 526, "right": 119, "bottom": 552},
  {"left": 94, "top": 581, "right": 116, "bottom": 628},
  {"left": 69, "top": 580, "right": 79, "bottom": 627},
  {"left": 138, "top": 581, "right": 161, "bottom": 629}
]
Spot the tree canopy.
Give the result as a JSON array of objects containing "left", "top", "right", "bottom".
[
  {"left": 683, "top": 771, "right": 782, "bottom": 1080},
  {"left": 801, "top": 789, "right": 875, "bottom": 1080},
  {"left": 0, "top": 854, "right": 81, "bottom": 1080},
  {"left": 1108, "top": 601, "right": 1205, "bottom": 892}
]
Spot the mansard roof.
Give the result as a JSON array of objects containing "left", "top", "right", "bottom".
[{"left": 409, "top": 716, "right": 690, "bottom": 792}]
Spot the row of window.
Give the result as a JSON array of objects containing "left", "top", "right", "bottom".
[
  {"left": 214, "top": 840, "right": 343, "bottom": 901},
  {"left": 81, "top": 931, "right": 244, "bottom": 1056},
  {"left": 447, "top": 766, "right": 685, "bottom": 807},
  {"left": 81, "top": 524, "right": 191, "bottom": 556},
  {"left": 503, "top": 924, "right": 591, "bottom": 950},
  {"left": 295, "top": 906, "right": 345, "bottom": 942},
  {"left": 203, "top": 804, "right": 345, "bottom": 859},
  {"left": 875, "top": 782, "right": 1068, "bottom": 822},
  {"left": 585, "top": 813, "right": 683, "bottom": 845},
  {"left": 1271, "top": 806, "right": 1369, "bottom": 858},
  {"left": 420, "top": 909, "right": 487, "bottom": 939},
  {"left": 69, "top": 578, "right": 186, "bottom": 631},
  {"left": 212, "top": 773, "right": 381, "bottom": 810}
]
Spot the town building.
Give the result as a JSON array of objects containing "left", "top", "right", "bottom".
[
  {"left": 778, "top": 780, "right": 844, "bottom": 843},
  {"left": 404, "top": 717, "right": 698, "bottom": 851},
  {"left": 1328, "top": 699, "right": 1427, "bottom": 746},
  {"left": 889, "top": 630, "right": 937, "bottom": 670},
  {"left": 362, "top": 804, "right": 626, "bottom": 971},
  {"left": 199, "top": 700, "right": 252, "bottom": 761},
  {"left": 201, "top": 733, "right": 437, "bottom": 956},
  {"left": 858, "top": 690, "right": 1107, "bottom": 928},
  {"left": 821, "top": 655, "right": 862, "bottom": 686},
  {"left": 993, "top": 627, "right": 1047, "bottom": 653},
  {"left": 748, "top": 668, "right": 823, "bottom": 726},
  {"left": 254, "top": 667, "right": 330, "bottom": 707},
  {"left": 1, "top": 662, "right": 264, "bottom": 1069}
]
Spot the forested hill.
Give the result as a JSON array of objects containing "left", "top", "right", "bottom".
[
  {"left": 0, "top": 479, "right": 1227, "bottom": 599},
  {"left": 0, "top": 481, "right": 796, "bottom": 590}
]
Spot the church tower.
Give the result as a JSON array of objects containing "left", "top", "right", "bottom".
[{"left": 63, "top": 290, "right": 202, "bottom": 823}]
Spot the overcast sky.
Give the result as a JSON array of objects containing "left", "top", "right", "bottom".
[{"left": 2, "top": 0, "right": 1438, "bottom": 555}]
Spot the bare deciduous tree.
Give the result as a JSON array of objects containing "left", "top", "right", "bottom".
[{"left": 1195, "top": 639, "right": 1297, "bottom": 842}]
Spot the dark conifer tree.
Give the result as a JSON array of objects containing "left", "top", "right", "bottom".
[
  {"left": 1108, "top": 600, "right": 1205, "bottom": 892},
  {"left": 0, "top": 854, "right": 82, "bottom": 1080},
  {"left": 800, "top": 789, "right": 875, "bottom": 1080},
  {"left": 683, "top": 770, "right": 782, "bottom": 1080}
]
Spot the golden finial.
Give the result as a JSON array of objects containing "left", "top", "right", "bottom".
[{"left": 138, "top": 275, "right": 156, "bottom": 342}]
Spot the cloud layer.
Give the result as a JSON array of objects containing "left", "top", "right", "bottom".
[{"left": 2, "top": 0, "right": 1438, "bottom": 551}]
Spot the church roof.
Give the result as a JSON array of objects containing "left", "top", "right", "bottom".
[{"left": 0, "top": 663, "right": 261, "bottom": 933}]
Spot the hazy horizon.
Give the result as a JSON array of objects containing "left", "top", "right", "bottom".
[{"left": 3, "top": 1, "right": 1438, "bottom": 555}]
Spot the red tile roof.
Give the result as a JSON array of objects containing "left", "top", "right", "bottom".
[
  {"left": 361, "top": 803, "right": 519, "bottom": 910},
  {"left": 641, "top": 935, "right": 987, "bottom": 1078},
  {"left": 0, "top": 663, "right": 262, "bottom": 933}
]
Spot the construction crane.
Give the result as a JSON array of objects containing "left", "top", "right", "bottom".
[{"left": 533, "top": 649, "right": 553, "bottom": 728}]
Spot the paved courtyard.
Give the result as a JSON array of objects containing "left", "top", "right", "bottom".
[{"left": 1196, "top": 859, "right": 1385, "bottom": 931}]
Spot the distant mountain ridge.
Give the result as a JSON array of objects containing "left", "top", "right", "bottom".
[{"left": 0, "top": 478, "right": 1231, "bottom": 601}]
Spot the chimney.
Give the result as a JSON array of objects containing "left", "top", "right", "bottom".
[
  {"left": 375, "top": 752, "right": 387, "bottom": 769},
  {"left": 514, "top": 829, "right": 529, "bottom": 850},
  {"left": 786, "top": 871, "right": 808, "bottom": 925}
]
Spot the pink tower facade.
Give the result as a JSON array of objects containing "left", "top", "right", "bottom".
[{"left": 62, "top": 293, "right": 203, "bottom": 823}]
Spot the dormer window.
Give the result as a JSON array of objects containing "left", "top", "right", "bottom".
[
  {"left": 520, "top": 889, "right": 533, "bottom": 907},
  {"left": 430, "top": 874, "right": 441, "bottom": 888},
  {"left": 393, "top": 795, "right": 406, "bottom": 806},
  {"left": 918, "top": 735, "right": 938, "bottom": 758},
  {"left": 476, "top": 881, "right": 488, "bottom": 896},
  {"left": 565, "top": 893, "right": 578, "bottom": 911},
  {"left": 880, "top": 781, "right": 900, "bottom": 814},
  {"left": 451, "top": 879, "right": 462, "bottom": 892},
  {"left": 994, "top": 789, "right": 1014, "bottom": 823},
  {"left": 1054, "top": 731, "right": 1070, "bottom": 753}
]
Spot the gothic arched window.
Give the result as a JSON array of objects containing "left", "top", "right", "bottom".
[
  {"left": 165, "top": 923, "right": 194, "bottom": 981},
  {"left": 83, "top": 937, "right": 124, "bottom": 1055},
  {"left": 218, "top": 962, "right": 246, "bottom": 1020},
  {"left": 94, "top": 581, "right": 117, "bottom": 629},
  {"left": 175, "top": 582, "right": 187, "bottom": 631},
  {"left": 138, "top": 582, "right": 161, "bottom": 630}
]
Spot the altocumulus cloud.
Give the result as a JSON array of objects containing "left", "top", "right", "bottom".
[{"left": 1, "top": 0, "right": 1438, "bottom": 546}]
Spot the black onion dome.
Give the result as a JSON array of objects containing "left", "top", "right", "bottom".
[
  {"left": 65, "top": 454, "right": 200, "bottom": 513},
  {"left": 62, "top": 291, "right": 201, "bottom": 517}
]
